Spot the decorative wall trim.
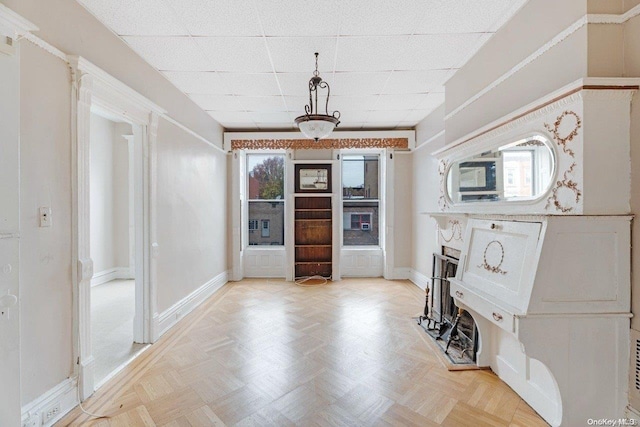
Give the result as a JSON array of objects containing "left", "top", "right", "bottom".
[
  {"left": 478, "top": 240, "right": 508, "bottom": 275},
  {"left": 409, "top": 269, "right": 431, "bottom": 291},
  {"left": 231, "top": 137, "right": 409, "bottom": 151},
  {"left": 438, "top": 219, "right": 463, "bottom": 243},
  {"left": 545, "top": 162, "right": 581, "bottom": 213},
  {"left": 445, "top": 6, "right": 640, "bottom": 122},
  {"left": 156, "top": 270, "right": 229, "bottom": 338},
  {"left": 21, "top": 377, "right": 79, "bottom": 427},
  {"left": 438, "top": 160, "right": 450, "bottom": 211},
  {"left": 22, "top": 32, "right": 67, "bottom": 62},
  {"left": 90, "top": 267, "right": 133, "bottom": 287},
  {"left": 0, "top": 4, "right": 38, "bottom": 37}
]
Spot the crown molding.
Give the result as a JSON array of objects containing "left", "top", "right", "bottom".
[{"left": 0, "top": 3, "right": 38, "bottom": 37}]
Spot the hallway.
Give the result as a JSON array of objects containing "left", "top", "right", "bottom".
[{"left": 60, "top": 279, "right": 546, "bottom": 426}]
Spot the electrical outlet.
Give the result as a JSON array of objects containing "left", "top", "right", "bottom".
[
  {"left": 43, "top": 403, "right": 60, "bottom": 423},
  {"left": 22, "top": 412, "right": 39, "bottom": 427},
  {"left": 39, "top": 207, "right": 52, "bottom": 228}
]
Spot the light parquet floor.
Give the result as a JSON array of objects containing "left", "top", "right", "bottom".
[{"left": 58, "top": 278, "right": 548, "bottom": 427}]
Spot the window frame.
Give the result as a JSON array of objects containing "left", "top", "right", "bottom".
[
  {"left": 340, "top": 150, "right": 382, "bottom": 248},
  {"left": 245, "top": 151, "right": 286, "bottom": 248}
]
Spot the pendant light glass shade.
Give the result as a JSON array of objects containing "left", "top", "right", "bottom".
[{"left": 294, "top": 53, "right": 340, "bottom": 141}]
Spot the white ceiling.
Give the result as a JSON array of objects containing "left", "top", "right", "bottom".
[{"left": 78, "top": 0, "right": 527, "bottom": 131}]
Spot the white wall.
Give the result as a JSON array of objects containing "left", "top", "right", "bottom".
[
  {"left": 19, "top": 41, "right": 73, "bottom": 404},
  {"left": 411, "top": 144, "right": 441, "bottom": 283},
  {"left": 155, "top": 118, "right": 227, "bottom": 313},
  {"left": 89, "top": 113, "right": 129, "bottom": 275},
  {"left": 393, "top": 153, "right": 413, "bottom": 271}
]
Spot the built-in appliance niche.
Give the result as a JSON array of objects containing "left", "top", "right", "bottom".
[{"left": 294, "top": 196, "right": 332, "bottom": 278}]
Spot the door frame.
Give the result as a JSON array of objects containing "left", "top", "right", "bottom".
[{"left": 69, "top": 57, "right": 165, "bottom": 399}]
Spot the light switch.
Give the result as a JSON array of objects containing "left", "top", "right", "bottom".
[{"left": 39, "top": 207, "right": 52, "bottom": 227}]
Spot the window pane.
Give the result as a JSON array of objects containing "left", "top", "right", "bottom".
[
  {"left": 248, "top": 201, "right": 283, "bottom": 245},
  {"left": 342, "top": 155, "right": 379, "bottom": 200},
  {"left": 247, "top": 154, "right": 284, "bottom": 200},
  {"left": 343, "top": 201, "right": 379, "bottom": 246}
]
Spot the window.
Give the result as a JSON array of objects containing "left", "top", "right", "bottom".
[
  {"left": 247, "top": 154, "right": 284, "bottom": 246},
  {"left": 342, "top": 154, "right": 379, "bottom": 246}
]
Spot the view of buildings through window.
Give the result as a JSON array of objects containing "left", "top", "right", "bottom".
[
  {"left": 502, "top": 150, "right": 534, "bottom": 198},
  {"left": 247, "top": 154, "right": 284, "bottom": 246},
  {"left": 342, "top": 154, "right": 380, "bottom": 246}
]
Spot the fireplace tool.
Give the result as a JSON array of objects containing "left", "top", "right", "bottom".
[{"left": 444, "top": 307, "right": 464, "bottom": 354}]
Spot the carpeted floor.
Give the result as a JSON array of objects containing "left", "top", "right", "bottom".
[{"left": 91, "top": 279, "right": 146, "bottom": 386}]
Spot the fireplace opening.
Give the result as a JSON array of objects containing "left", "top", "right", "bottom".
[{"left": 417, "top": 248, "right": 479, "bottom": 366}]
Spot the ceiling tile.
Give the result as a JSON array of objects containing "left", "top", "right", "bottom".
[
  {"left": 363, "top": 120, "right": 401, "bottom": 129},
  {"left": 251, "top": 111, "right": 295, "bottom": 123},
  {"left": 256, "top": 0, "right": 341, "bottom": 36},
  {"left": 236, "top": 96, "right": 287, "bottom": 112},
  {"left": 412, "top": 0, "right": 528, "bottom": 34},
  {"left": 333, "top": 110, "right": 372, "bottom": 123},
  {"left": 403, "top": 109, "right": 439, "bottom": 122},
  {"left": 196, "top": 37, "right": 273, "bottom": 72},
  {"left": 267, "top": 37, "right": 338, "bottom": 73},
  {"left": 124, "top": 36, "right": 210, "bottom": 71},
  {"left": 189, "top": 94, "right": 244, "bottom": 111},
  {"left": 373, "top": 94, "right": 428, "bottom": 110},
  {"left": 366, "top": 110, "right": 410, "bottom": 122},
  {"left": 218, "top": 73, "right": 282, "bottom": 96},
  {"left": 337, "top": 0, "right": 424, "bottom": 36},
  {"left": 207, "top": 111, "right": 256, "bottom": 124},
  {"left": 171, "top": 0, "right": 262, "bottom": 36},
  {"left": 335, "top": 36, "right": 410, "bottom": 72},
  {"left": 162, "top": 71, "right": 227, "bottom": 94},
  {"left": 278, "top": 73, "right": 335, "bottom": 97},
  {"left": 382, "top": 70, "right": 450, "bottom": 94},
  {"left": 330, "top": 95, "right": 380, "bottom": 113},
  {"left": 331, "top": 72, "right": 391, "bottom": 96},
  {"left": 395, "top": 33, "right": 488, "bottom": 70},
  {"left": 79, "top": 0, "right": 187, "bottom": 36}
]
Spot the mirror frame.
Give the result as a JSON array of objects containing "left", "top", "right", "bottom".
[{"left": 444, "top": 133, "right": 557, "bottom": 206}]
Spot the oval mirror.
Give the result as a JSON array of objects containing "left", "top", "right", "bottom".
[{"left": 446, "top": 135, "right": 555, "bottom": 204}]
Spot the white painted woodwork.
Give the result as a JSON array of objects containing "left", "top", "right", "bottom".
[
  {"left": 434, "top": 80, "right": 638, "bottom": 215},
  {"left": 70, "top": 57, "right": 164, "bottom": 399},
  {"left": 431, "top": 84, "right": 636, "bottom": 427},
  {"left": 243, "top": 248, "right": 286, "bottom": 278},
  {"left": 340, "top": 248, "right": 384, "bottom": 278}
]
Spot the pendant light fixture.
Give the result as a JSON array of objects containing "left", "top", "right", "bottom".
[{"left": 294, "top": 52, "right": 340, "bottom": 141}]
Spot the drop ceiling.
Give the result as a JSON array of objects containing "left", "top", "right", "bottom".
[{"left": 78, "top": 0, "right": 527, "bottom": 131}]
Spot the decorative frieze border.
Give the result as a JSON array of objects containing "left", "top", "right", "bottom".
[{"left": 230, "top": 137, "right": 409, "bottom": 151}]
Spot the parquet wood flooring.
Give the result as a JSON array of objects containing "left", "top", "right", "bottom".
[{"left": 58, "top": 278, "right": 548, "bottom": 426}]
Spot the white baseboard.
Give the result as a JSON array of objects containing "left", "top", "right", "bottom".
[
  {"left": 155, "top": 270, "right": 229, "bottom": 339},
  {"left": 21, "top": 377, "right": 78, "bottom": 427},
  {"left": 409, "top": 268, "right": 430, "bottom": 291},
  {"left": 90, "top": 267, "right": 133, "bottom": 287}
]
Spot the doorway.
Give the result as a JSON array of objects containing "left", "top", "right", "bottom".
[{"left": 88, "top": 108, "right": 147, "bottom": 388}]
